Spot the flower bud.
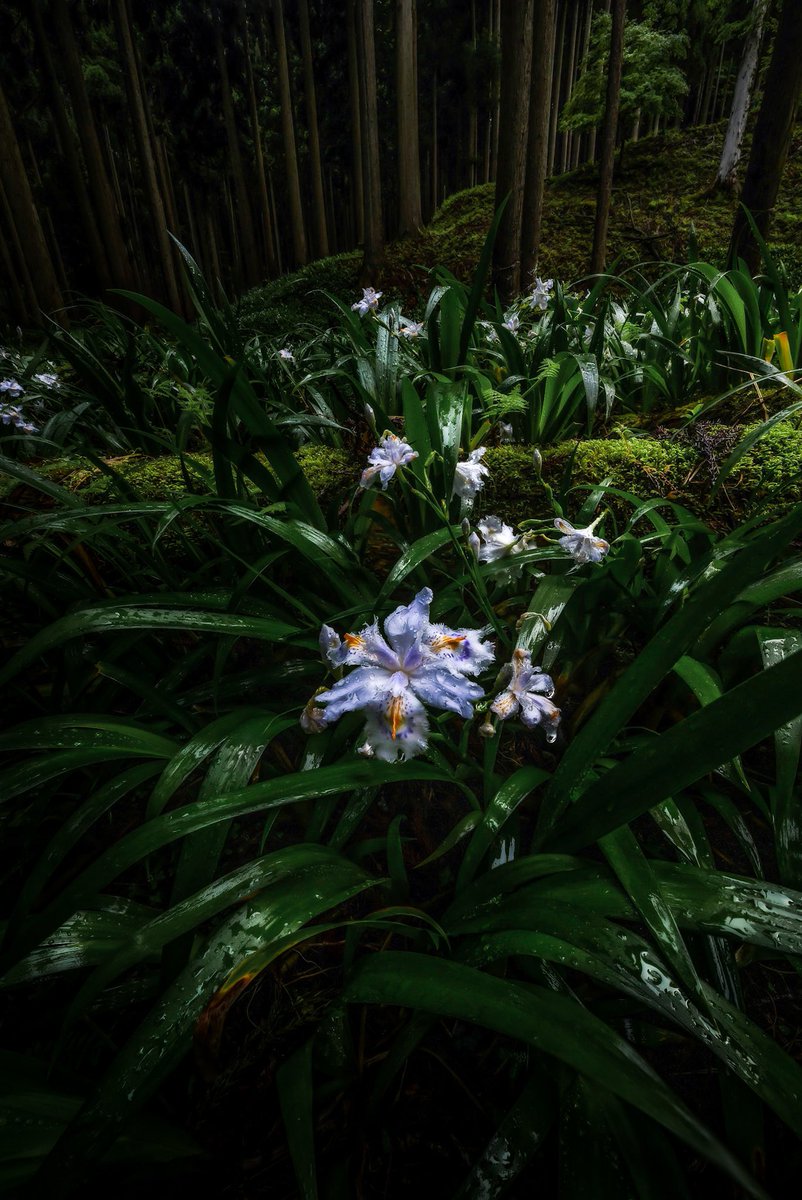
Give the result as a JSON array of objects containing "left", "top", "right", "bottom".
[
  {"left": 532, "top": 448, "right": 543, "bottom": 476},
  {"left": 468, "top": 532, "right": 480, "bottom": 560},
  {"left": 461, "top": 517, "right": 472, "bottom": 536},
  {"left": 364, "top": 403, "right": 376, "bottom": 430}
]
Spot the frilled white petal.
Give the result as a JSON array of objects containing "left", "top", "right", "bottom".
[
  {"left": 554, "top": 517, "right": 609, "bottom": 565},
  {"left": 316, "top": 666, "right": 396, "bottom": 722},
  {"left": 425, "top": 623, "right": 495, "bottom": 675},
  {"left": 411, "top": 663, "right": 483, "bottom": 719},
  {"left": 361, "top": 690, "right": 430, "bottom": 761},
  {"left": 490, "top": 649, "right": 560, "bottom": 737},
  {"left": 453, "top": 448, "right": 489, "bottom": 500},
  {"left": 360, "top": 434, "right": 418, "bottom": 490},
  {"left": 519, "top": 692, "right": 561, "bottom": 740},
  {"left": 384, "top": 587, "right": 432, "bottom": 659}
]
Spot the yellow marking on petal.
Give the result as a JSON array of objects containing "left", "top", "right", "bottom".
[
  {"left": 431, "top": 634, "right": 466, "bottom": 653},
  {"left": 344, "top": 633, "right": 364, "bottom": 648},
  {"left": 387, "top": 694, "right": 404, "bottom": 739}
]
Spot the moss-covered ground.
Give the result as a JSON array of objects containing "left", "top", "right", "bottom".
[{"left": 237, "top": 120, "right": 802, "bottom": 336}]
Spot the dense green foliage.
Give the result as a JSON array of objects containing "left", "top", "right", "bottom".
[{"left": 2, "top": 228, "right": 802, "bottom": 1196}]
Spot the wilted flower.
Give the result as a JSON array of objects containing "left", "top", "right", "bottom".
[
  {"left": 0, "top": 378, "right": 23, "bottom": 399},
  {"left": 306, "top": 588, "right": 494, "bottom": 761},
  {"left": 502, "top": 313, "right": 520, "bottom": 333},
  {"left": 498, "top": 422, "right": 514, "bottom": 443},
  {"left": 360, "top": 433, "right": 418, "bottom": 490},
  {"left": 277, "top": 348, "right": 295, "bottom": 364},
  {"left": 491, "top": 648, "right": 560, "bottom": 742},
  {"left": 528, "top": 277, "right": 554, "bottom": 312},
  {"left": 453, "top": 447, "right": 489, "bottom": 500},
  {"left": 470, "top": 515, "right": 520, "bottom": 563},
  {"left": 33, "top": 372, "right": 59, "bottom": 388},
  {"left": 399, "top": 317, "right": 425, "bottom": 338},
  {"left": 555, "top": 515, "right": 609, "bottom": 565},
  {"left": 478, "top": 321, "right": 499, "bottom": 344},
  {"left": 352, "top": 287, "right": 383, "bottom": 317}
]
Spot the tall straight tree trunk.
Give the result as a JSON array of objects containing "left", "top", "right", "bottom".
[
  {"left": 468, "top": 0, "right": 479, "bottom": 187},
  {"left": 716, "top": 0, "right": 770, "bottom": 191},
  {"left": 0, "top": 82, "right": 64, "bottom": 318},
  {"left": 298, "top": 0, "right": 329, "bottom": 257},
  {"left": 730, "top": 0, "right": 802, "bottom": 273},
  {"left": 572, "top": 0, "right": 593, "bottom": 168},
  {"left": 547, "top": 0, "right": 566, "bottom": 174},
  {"left": 113, "top": 0, "right": 181, "bottom": 310},
  {"left": 241, "top": 1, "right": 277, "bottom": 274},
  {"left": 521, "top": 0, "right": 556, "bottom": 287},
  {"left": 50, "top": 0, "right": 135, "bottom": 291},
  {"left": 272, "top": 0, "right": 308, "bottom": 265},
  {"left": 492, "top": 0, "right": 535, "bottom": 300},
  {"left": 559, "top": 0, "right": 580, "bottom": 174},
  {"left": 0, "top": 214, "right": 31, "bottom": 324},
  {"left": 346, "top": 0, "right": 364, "bottom": 243},
  {"left": 396, "top": 0, "right": 422, "bottom": 234},
  {"left": 590, "top": 0, "right": 626, "bottom": 274},
  {"left": 356, "top": 0, "right": 384, "bottom": 277},
  {"left": 215, "top": 24, "right": 260, "bottom": 285},
  {"left": 31, "top": 0, "right": 110, "bottom": 291},
  {"left": 491, "top": 0, "right": 501, "bottom": 180},
  {"left": 431, "top": 68, "right": 439, "bottom": 215},
  {"left": 0, "top": 177, "right": 40, "bottom": 321}
]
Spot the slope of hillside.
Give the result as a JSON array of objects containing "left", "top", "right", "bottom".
[{"left": 238, "top": 120, "right": 802, "bottom": 334}]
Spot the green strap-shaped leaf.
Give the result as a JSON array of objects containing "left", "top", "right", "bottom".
[
  {"left": 344, "top": 953, "right": 767, "bottom": 1198},
  {"left": 0, "top": 605, "right": 300, "bottom": 687},
  {"left": 546, "top": 647, "right": 802, "bottom": 851},
  {"left": 277, "top": 1040, "right": 318, "bottom": 1200},
  {"left": 536, "top": 504, "right": 802, "bottom": 844}
]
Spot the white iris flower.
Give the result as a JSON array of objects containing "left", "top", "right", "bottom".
[
  {"left": 360, "top": 433, "right": 418, "bottom": 490},
  {"left": 554, "top": 515, "right": 609, "bottom": 565},
  {"left": 453, "top": 447, "right": 489, "bottom": 500},
  {"left": 491, "top": 649, "right": 561, "bottom": 741},
  {"left": 307, "top": 588, "right": 494, "bottom": 761},
  {"left": 352, "top": 287, "right": 383, "bottom": 317}
]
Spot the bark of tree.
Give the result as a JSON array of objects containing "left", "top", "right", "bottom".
[
  {"left": 241, "top": 1, "right": 278, "bottom": 274},
  {"left": 0, "top": 81, "right": 64, "bottom": 319},
  {"left": 730, "top": 0, "right": 802, "bottom": 273},
  {"left": 560, "top": 0, "right": 580, "bottom": 174},
  {"left": 50, "top": 0, "right": 135, "bottom": 291},
  {"left": 0, "top": 176, "right": 40, "bottom": 321},
  {"left": 272, "top": 0, "right": 308, "bottom": 265},
  {"left": 492, "top": 0, "right": 535, "bottom": 300},
  {"left": 716, "top": 0, "right": 770, "bottom": 191},
  {"left": 298, "top": 0, "right": 329, "bottom": 257},
  {"left": 215, "top": 23, "right": 260, "bottom": 286},
  {"left": 396, "top": 0, "right": 422, "bottom": 234},
  {"left": 356, "top": 0, "right": 384, "bottom": 278},
  {"left": 521, "top": 0, "right": 556, "bottom": 287},
  {"left": 590, "top": 0, "right": 626, "bottom": 275},
  {"left": 113, "top": 0, "right": 181, "bottom": 311},
  {"left": 468, "top": 0, "right": 478, "bottom": 188},
  {"left": 346, "top": 0, "right": 364, "bottom": 243},
  {"left": 31, "top": 0, "right": 110, "bottom": 292}
]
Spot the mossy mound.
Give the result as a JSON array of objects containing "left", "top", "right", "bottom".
[
  {"left": 10, "top": 421, "right": 802, "bottom": 533},
  {"left": 238, "top": 120, "right": 802, "bottom": 337}
]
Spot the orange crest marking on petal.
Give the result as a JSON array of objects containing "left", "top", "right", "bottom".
[
  {"left": 387, "top": 695, "right": 404, "bottom": 739},
  {"left": 344, "top": 633, "right": 364, "bottom": 648},
  {"left": 431, "top": 634, "right": 466, "bottom": 653}
]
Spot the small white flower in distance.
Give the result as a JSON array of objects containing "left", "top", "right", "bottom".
[
  {"left": 33, "top": 372, "right": 59, "bottom": 388},
  {"left": 498, "top": 422, "right": 513, "bottom": 443},
  {"left": 528, "top": 277, "right": 554, "bottom": 312},
  {"left": 278, "top": 348, "right": 295, "bottom": 363},
  {"left": 399, "top": 317, "right": 425, "bottom": 338},
  {"left": 360, "top": 433, "right": 418, "bottom": 490},
  {"left": 491, "top": 648, "right": 560, "bottom": 742},
  {"left": 0, "top": 378, "right": 23, "bottom": 399},
  {"left": 352, "top": 287, "right": 383, "bottom": 317},
  {"left": 0, "top": 403, "right": 37, "bottom": 433},
  {"left": 453, "top": 447, "right": 489, "bottom": 500},
  {"left": 478, "top": 321, "right": 499, "bottom": 344},
  {"left": 502, "top": 312, "right": 520, "bottom": 333},
  {"left": 555, "top": 514, "right": 609, "bottom": 565},
  {"left": 304, "top": 588, "right": 493, "bottom": 761}
]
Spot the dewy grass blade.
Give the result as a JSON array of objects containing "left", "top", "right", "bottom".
[
  {"left": 545, "top": 647, "right": 802, "bottom": 852},
  {"left": 535, "top": 504, "right": 802, "bottom": 845},
  {"left": 345, "top": 953, "right": 768, "bottom": 1198},
  {"left": 0, "top": 605, "right": 301, "bottom": 687}
]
